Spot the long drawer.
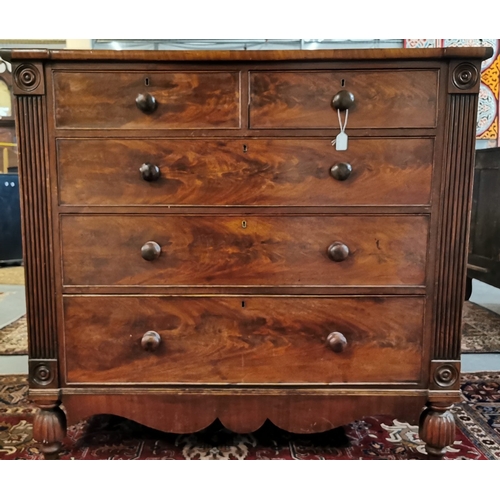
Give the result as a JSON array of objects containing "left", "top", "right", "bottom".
[
  {"left": 57, "top": 138, "right": 434, "bottom": 207},
  {"left": 63, "top": 295, "right": 425, "bottom": 384},
  {"left": 60, "top": 215, "right": 429, "bottom": 287},
  {"left": 53, "top": 71, "right": 241, "bottom": 129},
  {"left": 250, "top": 70, "right": 438, "bottom": 129}
]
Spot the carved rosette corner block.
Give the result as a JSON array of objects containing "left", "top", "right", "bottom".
[
  {"left": 33, "top": 402, "right": 67, "bottom": 459},
  {"left": 11, "top": 62, "right": 45, "bottom": 95},
  {"left": 430, "top": 360, "right": 460, "bottom": 391},
  {"left": 448, "top": 60, "right": 481, "bottom": 94},
  {"left": 419, "top": 403, "right": 456, "bottom": 459},
  {"left": 29, "top": 360, "right": 58, "bottom": 389}
]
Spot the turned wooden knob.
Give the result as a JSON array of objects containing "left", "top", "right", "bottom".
[
  {"left": 136, "top": 92, "right": 157, "bottom": 113},
  {"left": 141, "top": 241, "right": 161, "bottom": 261},
  {"left": 326, "top": 332, "right": 347, "bottom": 353},
  {"left": 140, "top": 162, "right": 161, "bottom": 182},
  {"left": 141, "top": 331, "right": 161, "bottom": 352},
  {"left": 330, "top": 162, "right": 352, "bottom": 181},
  {"left": 332, "top": 90, "right": 355, "bottom": 111},
  {"left": 327, "top": 242, "right": 350, "bottom": 262}
]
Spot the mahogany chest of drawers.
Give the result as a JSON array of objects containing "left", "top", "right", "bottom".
[{"left": 3, "top": 47, "right": 491, "bottom": 459}]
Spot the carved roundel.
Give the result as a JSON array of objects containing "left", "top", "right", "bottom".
[
  {"left": 452, "top": 63, "right": 479, "bottom": 90},
  {"left": 32, "top": 363, "right": 54, "bottom": 386},
  {"left": 14, "top": 63, "right": 41, "bottom": 92},
  {"left": 434, "top": 364, "right": 458, "bottom": 388}
]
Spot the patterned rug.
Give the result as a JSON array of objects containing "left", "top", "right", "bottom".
[
  {"left": 1, "top": 301, "right": 499, "bottom": 356},
  {"left": 0, "top": 316, "right": 27, "bottom": 355},
  {"left": 0, "top": 373, "right": 499, "bottom": 460},
  {"left": 462, "top": 301, "right": 500, "bottom": 353}
]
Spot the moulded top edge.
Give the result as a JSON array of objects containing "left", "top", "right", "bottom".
[{"left": 0, "top": 47, "right": 494, "bottom": 63}]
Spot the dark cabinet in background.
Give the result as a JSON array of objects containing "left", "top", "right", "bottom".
[
  {"left": 467, "top": 147, "right": 500, "bottom": 296},
  {"left": 0, "top": 172, "right": 23, "bottom": 264}
]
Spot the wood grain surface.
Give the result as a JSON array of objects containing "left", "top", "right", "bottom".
[
  {"left": 60, "top": 215, "right": 429, "bottom": 286},
  {"left": 57, "top": 138, "right": 434, "bottom": 207},
  {"left": 16, "top": 96, "right": 58, "bottom": 368},
  {"left": 434, "top": 93, "right": 479, "bottom": 359},
  {"left": 62, "top": 392, "right": 428, "bottom": 434},
  {"left": 63, "top": 295, "right": 424, "bottom": 384},
  {"left": 53, "top": 71, "right": 241, "bottom": 129},
  {"left": 2, "top": 47, "right": 493, "bottom": 62},
  {"left": 8, "top": 48, "right": 489, "bottom": 457},
  {"left": 250, "top": 70, "right": 438, "bottom": 129}
]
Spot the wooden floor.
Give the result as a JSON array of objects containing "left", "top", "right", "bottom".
[{"left": 0, "top": 265, "right": 24, "bottom": 285}]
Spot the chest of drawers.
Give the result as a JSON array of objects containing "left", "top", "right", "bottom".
[{"left": 3, "top": 47, "right": 491, "bottom": 459}]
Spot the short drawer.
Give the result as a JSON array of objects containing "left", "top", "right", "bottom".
[
  {"left": 63, "top": 295, "right": 424, "bottom": 384},
  {"left": 60, "top": 215, "right": 428, "bottom": 287},
  {"left": 57, "top": 138, "right": 434, "bottom": 207},
  {"left": 250, "top": 70, "right": 438, "bottom": 129},
  {"left": 53, "top": 71, "right": 241, "bottom": 129}
]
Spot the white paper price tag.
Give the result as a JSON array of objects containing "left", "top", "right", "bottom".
[
  {"left": 335, "top": 131, "right": 348, "bottom": 151},
  {"left": 331, "top": 109, "right": 349, "bottom": 151}
]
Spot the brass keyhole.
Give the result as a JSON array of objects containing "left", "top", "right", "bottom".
[{"left": 241, "top": 220, "right": 247, "bottom": 229}]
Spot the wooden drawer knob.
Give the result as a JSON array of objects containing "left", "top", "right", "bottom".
[
  {"left": 330, "top": 162, "right": 352, "bottom": 181},
  {"left": 141, "top": 241, "right": 161, "bottom": 261},
  {"left": 332, "top": 90, "right": 355, "bottom": 111},
  {"left": 136, "top": 92, "right": 157, "bottom": 113},
  {"left": 141, "top": 331, "right": 161, "bottom": 352},
  {"left": 327, "top": 332, "right": 347, "bottom": 353},
  {"left": 327, "top": 242, "right": 349, "bottom": 262},
  {"left": 140, "top": 162, "right": 161, "bottom": 182}
]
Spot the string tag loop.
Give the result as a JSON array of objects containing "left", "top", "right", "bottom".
[{"left": 331, "top": 109, "right": 349, "bottom": 151}]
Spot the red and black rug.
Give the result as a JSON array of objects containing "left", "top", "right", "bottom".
[{"left": 1, "top": 373, "right": 499, "bottom": 460}]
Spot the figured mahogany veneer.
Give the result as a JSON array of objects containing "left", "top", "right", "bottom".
[
  {"left": 5, "top": 47, "right": 490, "bottom": 459},
  {"left": 63, "top": 296, "right": 424, "bottom": 384},
  {"left": 61, "top": 393, "right": 428, "bottom": 435},
  {"left": 250, "top": 70, "right": 438, "bottom": 129},
  {"left": 53, "top": 71, "right": 241, "bottom": 129},
  {"left": 60, "top": 215, "right": 428, "bottom": 287},
  {"left": 57, "top": 138, "right": 434, "bottom": 207}
]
